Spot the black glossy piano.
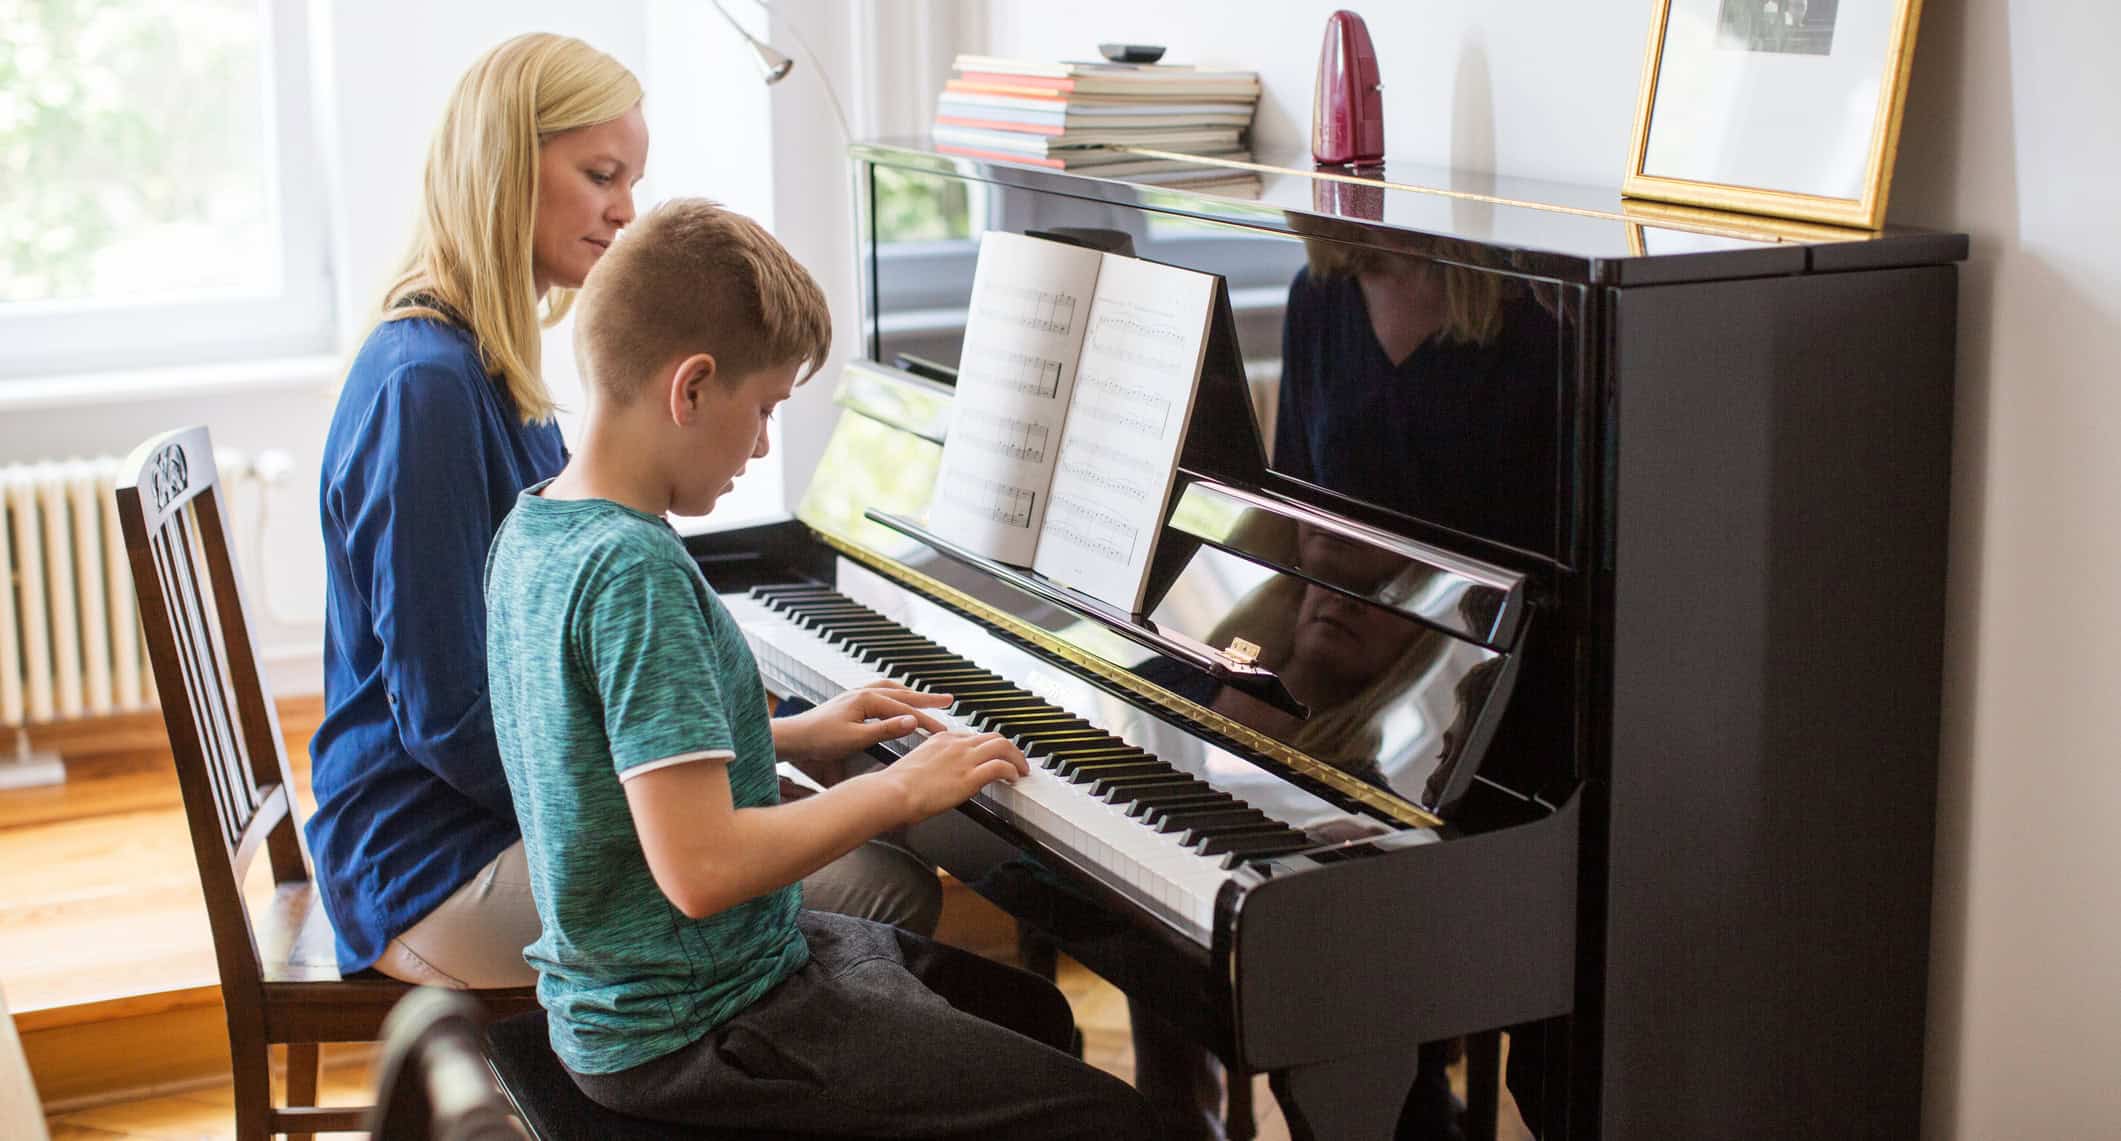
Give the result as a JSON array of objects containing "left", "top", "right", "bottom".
[{"left": 686, "top": 141, "right": 1965, "bottom": 1140}]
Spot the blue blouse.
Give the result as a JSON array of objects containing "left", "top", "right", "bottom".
[{"left": 309, "top": 318, "right": 565, "bottom": 971}]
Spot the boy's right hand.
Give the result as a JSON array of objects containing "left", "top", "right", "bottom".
[{"left": 886, "top": 730, "right": 1030, "bottom": 823}]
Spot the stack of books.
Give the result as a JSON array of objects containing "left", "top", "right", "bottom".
[{"left": 932, "top": 55, "right": 1261, "bottom": 193}]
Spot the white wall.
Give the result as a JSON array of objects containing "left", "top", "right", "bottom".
[{"left": 960, "top": 2, "right": 2119, "bottom": 1137}]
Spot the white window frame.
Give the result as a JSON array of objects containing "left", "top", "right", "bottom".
[{"left": 0, "top": 0, "right": 335, "bottom": 382}]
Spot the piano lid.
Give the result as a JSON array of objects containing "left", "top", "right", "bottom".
[{"left": 854, "top": 138, "right": 1969, "bottom": 286}]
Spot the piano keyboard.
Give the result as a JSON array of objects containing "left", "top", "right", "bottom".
[{"left": 725, "top": 583, "right": 1356, "bottom": 946}]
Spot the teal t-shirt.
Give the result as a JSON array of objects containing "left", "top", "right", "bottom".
[{"left": 484, "top": 484, "right": 807, "bottom": 1075}]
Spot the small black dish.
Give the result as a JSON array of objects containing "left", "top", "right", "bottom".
[{"left": 1097, "top": 42, "right": 1167, "bottom": 64}]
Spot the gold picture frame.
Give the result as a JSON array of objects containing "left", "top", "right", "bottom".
[{"left": 1623, "top": 0, "right": 1926, "bottom": 230}]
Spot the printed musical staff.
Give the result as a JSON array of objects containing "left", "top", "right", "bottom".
[
  {"left": 1087, "top": 314, "right": 1186, "bottom": 362},
  {"left": 978, "top": 350, "right": 1064, "bottom": 398},
  {"left": 965, "top": 414, "right": 1052, "bottom": 463},
  {"left": 942, "top": 476, "right": 1038, "bottom": 529},
  {"left": 978, "top": 284, "right": 1080, "bottom": 334},
  {"left": 1055, "top": 439, "right": 1152, "bottom": 503},
  {"left": 1043, "top": 495, "right": 1141, "bottom": 564},
  {"left": 1070, "top": 371, "right": 1174, "bottom": 438}
]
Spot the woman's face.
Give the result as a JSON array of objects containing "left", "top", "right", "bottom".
[{"left": 532, "top": 104, "right": 649, "bottom": 296}]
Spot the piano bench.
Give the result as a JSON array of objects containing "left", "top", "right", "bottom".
[{"left": 484, "top": 1010, "right": 840, "bottom": 1141}]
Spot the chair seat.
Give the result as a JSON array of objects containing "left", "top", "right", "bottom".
[
  {"left": 485, "top": 1011, "right": 842, "bottom": 1141},
  {"left": 246, "top": 882, "right": 540, "bottom": 1043}
]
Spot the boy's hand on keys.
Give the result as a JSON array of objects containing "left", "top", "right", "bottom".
[
  {"left": 776, "top": 682, "right": 953, "bottom": 767},
  {"left": 887, "top": 731, "right": 1030, "bottom": 823}
]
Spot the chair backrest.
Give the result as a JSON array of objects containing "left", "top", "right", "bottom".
[
  {"left": 113, "top": 425, "right": 307, "bottom": 1007},
  {"left": 367, "top": 989, "right": 519, "bottom": 1141}
]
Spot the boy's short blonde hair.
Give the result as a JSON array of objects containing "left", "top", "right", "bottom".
[{"left": 574, "top": 199, "right": 831, "bottom": 404}]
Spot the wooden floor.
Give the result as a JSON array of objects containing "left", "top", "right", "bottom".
[{"left": 4, "top": 705, "right": 1527, "bottom": 1140}]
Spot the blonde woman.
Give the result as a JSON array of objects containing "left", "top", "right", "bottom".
[{"left": 311, "top": 34, "right": 938, "bottom": 989}]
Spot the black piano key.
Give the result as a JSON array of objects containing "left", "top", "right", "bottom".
[
  {"left": 1203, "top": 833, "right": 1315, "bottom": 860},
  {"left": 1076, "top": 765, "right": 1175, "bottom": 791},
  {"left": 1099, "top": 777, "right": 1206, "bottom": 805},
  {"left": 822, "top": 624, "right": 907, "bottom": 647},
  {"left": 966, "top": 708, "right": 1067, "bottom": 732},
  {"left": 897, "top": 668, "right": 1004, "bottom": 687},
  {"left": 1140, "top": 799, "right": 1248, "bottom": 830},
  {"left": 1086, "top": 773, "right": 1192, "bottom": 799},
  {"left": 972, "top": 714, "right": 1080, "bottom": 736},
  {"left": 1124, "top": 791, "right": 1228, "bottom": 819},
  {"left": 1055, "top": 756, "right": 1167, "bottom": 779},
  {"left": 1049, "top": 756, "right": 1158, "bottom": 781},
  {"left": 939, "top": 686, "right": 1033, "bottom": 702},
  {"left": 1045, "top": 748, "right": 1152, "bottom": 774},
  {"left": 827, "top": 623, "right": 920, "bottom": 640},
  {"left": 994, "top": 716, "right": 1092, "bottom": 734},
  {"left": 1153, "top": 808, "right": 1269, "bottom": 836},
  {"left": 1181, "top": 822, "right": 1298, "bottom": 849},
  {"left": 798, "top": 613, "right": 893, "bottom": 633},
  {"left": 863, "top": 648, "right": 963, "bottom": 668},
  {"left": 1006, "top": 727, "right": 1098, "bottom": 748},
  {"left": 1022, "top": 735, "right": 1122, "bottom": 758},
  {"left": 842, "top": 634, "right": 931, "bottom": 651},
  {"left": 857, "top": 647, "right": 953, "bottom": 668},
  {"left": 751, "top": 584, "right": 843, "bottom": 603},
  {"left": 889, "top": 665, "right": 994, "bottom": 684},
  {"left": 952, "top": 702, "right": 1048, "bottom": 722},
  {"left": 792, "top": 611, "right": 880, "bottom": 633},
  {"left": 947, "top": 689, "right": 1040, "bottom": 708}
]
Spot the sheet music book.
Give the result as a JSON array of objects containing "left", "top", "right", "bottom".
[{"left": 926, "top": 231, "right": 1219, "bottom": 615}]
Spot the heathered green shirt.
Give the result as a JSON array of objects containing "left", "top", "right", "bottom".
[{"left": 484, "top": 485, "right": 806, "bottom": 1075}]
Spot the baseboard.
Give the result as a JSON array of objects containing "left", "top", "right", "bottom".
[
  {"left": 18, "top": 986, "right": 374, "bottom": 1113},
  {"left": 17, "top": 987, "right": 229, "bottom": 1110},
  {"left": 20, "top": 694, "right": 325, "bottom": 763}
]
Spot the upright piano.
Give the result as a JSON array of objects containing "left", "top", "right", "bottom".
[{"left": 687, "top": 142, "right": 1965, "bottom": 1140}]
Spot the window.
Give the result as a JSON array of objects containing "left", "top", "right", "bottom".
[{"left": 0, "top": 0, "right": 333, "bottom": 379}]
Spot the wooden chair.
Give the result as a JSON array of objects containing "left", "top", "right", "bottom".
[{"left": 115, "top": 426, "right": 537, "bottom": 1140}]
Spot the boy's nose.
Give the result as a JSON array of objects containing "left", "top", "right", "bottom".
[{"left": 752, "top": 423, "right": 771, "bottom": 459}]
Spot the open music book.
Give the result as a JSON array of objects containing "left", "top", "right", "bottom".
[{"left": 926, "top": 231, "right": 1219, "bottom": 615}]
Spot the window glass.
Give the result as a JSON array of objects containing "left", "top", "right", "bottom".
[{"left": 2, "top": 0, "right": 276, "bottom": 305}]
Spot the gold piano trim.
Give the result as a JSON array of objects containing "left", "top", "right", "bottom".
[{"left": 818, "top": 531, "right": 1447, "bottom": 831}]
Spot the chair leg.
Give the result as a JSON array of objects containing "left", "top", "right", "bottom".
[
  {"left": 231, "top": 1032, "right": 272, "bottom": 1141},
  {"left": 1226, "top": 1067, "right": 1256, "bottom": 1141},
  {"left": 284, "top": 1042, "right": 320, "bottom": 1141}
]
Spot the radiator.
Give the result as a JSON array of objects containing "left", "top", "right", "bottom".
[{"left": 0, "top": 458, "right": 162, "bottom": 730}]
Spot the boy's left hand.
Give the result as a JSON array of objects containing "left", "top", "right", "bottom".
[{"left": 772, "top": 681, "right": 953, "bottom": 775}]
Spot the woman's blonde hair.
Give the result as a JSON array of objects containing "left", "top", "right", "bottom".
[
  {"left": 1303, "top": 237, "right": 1511, "bottom": 348},
  {"left": 378, "top": 33, "right": 642, "bottom": 422}
]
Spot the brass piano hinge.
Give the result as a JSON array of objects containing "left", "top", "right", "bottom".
[{"left": 819, "top": 533, "right": 1445, "bottom": 830}]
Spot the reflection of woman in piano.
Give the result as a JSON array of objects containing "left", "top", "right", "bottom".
[
  {"left": 1275, "top": 234, "right": 1561, "bottom": 554},
  {"left": 309, "top": 34, "right": 937, "bottom": 992}
]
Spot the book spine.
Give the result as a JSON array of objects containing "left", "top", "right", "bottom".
[
  {"left": 958, "top": 70, "right": 1077, "bottom": 92},
  {"left": 933, "top": 114, "right": 1066, "bottom": 136},
  {"left": 933, "top": 143, "right": 1068, "bottom": 169}
]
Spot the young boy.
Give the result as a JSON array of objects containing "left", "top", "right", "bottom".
[{"left": 483, "top": 199, "right": 1155, "bottom": 1139}]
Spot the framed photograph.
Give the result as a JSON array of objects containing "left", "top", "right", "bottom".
[{"left": 1623, "top": 0, "right": 1926, "bottom": 229}]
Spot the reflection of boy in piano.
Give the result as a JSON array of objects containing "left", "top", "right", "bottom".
[{"left": 482, "top": 199, "right": 1154, "bottom": 1138}]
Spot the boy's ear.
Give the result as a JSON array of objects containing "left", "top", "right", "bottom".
[{"left": 667, "top": 353, "right": 718, "bottom": 424}]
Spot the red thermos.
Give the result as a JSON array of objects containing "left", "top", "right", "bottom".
[{"left": 1311, "top": 10, "right": 1384, "bottom": 166}]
